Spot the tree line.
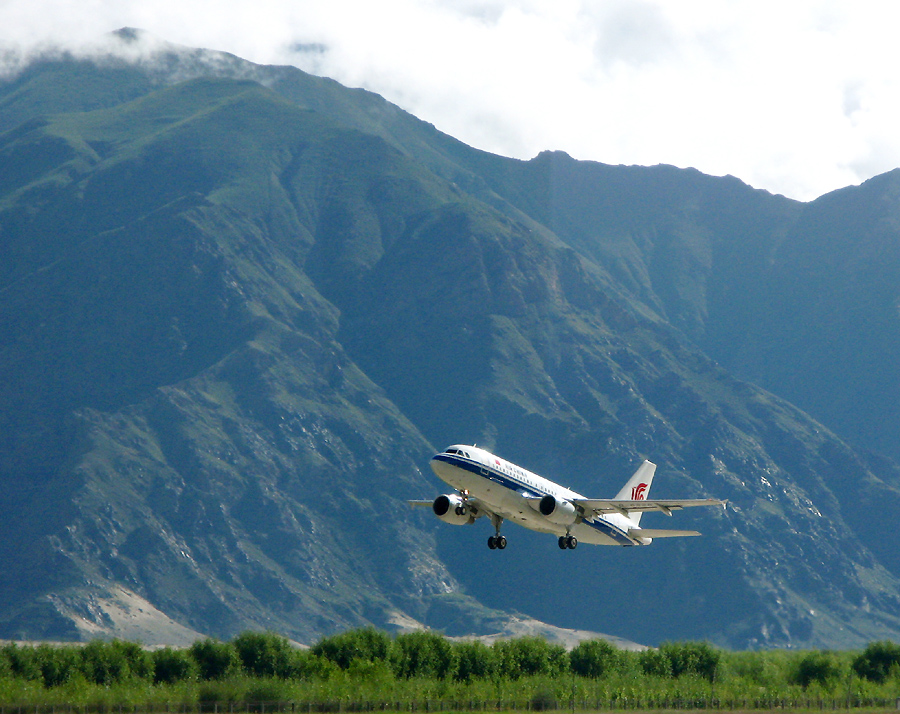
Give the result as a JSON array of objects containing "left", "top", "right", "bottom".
[
  {"left": 2, "top": 632, "right": 723, "bottom": 686},
  {"left": 0, "top": 629, "right": 899, "bottom": 707}
]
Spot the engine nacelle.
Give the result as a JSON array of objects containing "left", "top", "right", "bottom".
[
  {"left": 538, "top": 495, "right": 578, "bottom": 525},
  {"left": 433, "top": 494, "right": 475, "bottom": 525}
]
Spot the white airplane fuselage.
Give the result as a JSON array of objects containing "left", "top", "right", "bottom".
[{"left": 430, "top": 445, "right": 641, "bottom": 546}]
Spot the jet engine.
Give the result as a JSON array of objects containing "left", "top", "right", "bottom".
[
  {"left": 432, "top": 494, "right": 475, "bottom": 525},
  {"left": 538, "top": 495, "right": 578, "bottom": 525}
]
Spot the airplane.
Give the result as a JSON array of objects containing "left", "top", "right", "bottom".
[{"left": 410, "top": 445, "right": 725, "bottom": 550}]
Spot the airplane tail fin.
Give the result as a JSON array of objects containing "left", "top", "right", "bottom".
[{"left": 614, "top": 460, "right": 656, "bottom": 526}]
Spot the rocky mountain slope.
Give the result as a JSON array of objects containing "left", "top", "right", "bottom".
[{"left": 1, "top": 30, "right": 899, "bottom": 648}]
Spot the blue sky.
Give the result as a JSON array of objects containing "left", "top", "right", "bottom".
[{"left": 3, "top": 0, "right": 900, "bottom": 201}]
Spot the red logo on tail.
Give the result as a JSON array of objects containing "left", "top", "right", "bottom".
[{"left": 631, "top": 483, "right": 648, "bottom": 500}]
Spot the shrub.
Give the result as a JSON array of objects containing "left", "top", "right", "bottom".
[
  {"left": 232, "top": 631, "right": 295, "bottom": 679},
  {"left": 454, "top": 640, "right": 497, "bottom": 681},
  {"left": 723, "top": 650, "right": 789, "bottom": 688},
  {"left": 189, "top": 638, "right": 241, "bottom": 680},
  {"left": 791, "top": 651, "right": 842, "bottom": 689},
  {"left": 152, "top": 647, "right": 199, "bottom": 684},
  {"left": 391, "top": 631, "right": 457, "bottom": 679},
  {"left": 852, "top": 640, "right": 900, "bottom": 683},
  {"left": 312, "top": 628, "right": 393, "bottom": 670},
  {"left": 287, "top": 650, "right": 339, "bottom": 680},
  {"left": 347, "top": 657, "right": 394, "bottom": 682},
  {"left": 198, "top": 680, "right": 244, "bottom": 704},
  {"left": 570, "top": 639, "right": 621, "bottom": 678},
  {"left": 530, "top": 686, "right": 558, "bottom": 711},
  {"left": 243, "top": 679, "right": 294, "bottom": 703}
]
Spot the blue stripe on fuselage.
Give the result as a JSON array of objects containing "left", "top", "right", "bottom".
[{"left": 431, "top": 453, "right": 636, "bottom": 546}]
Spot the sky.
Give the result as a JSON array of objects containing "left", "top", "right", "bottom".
[{"left": 2, "top": 0, "right": 900, "bottom": 201}]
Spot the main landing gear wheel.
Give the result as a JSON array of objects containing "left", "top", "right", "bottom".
[
  {"left": 487, "top": 513, "right": 506, "bottom": 550},
  {"left": 558, "top": 535, "right": 577, "bottom": 550}
]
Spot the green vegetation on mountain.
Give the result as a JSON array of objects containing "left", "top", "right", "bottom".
[{"left": 1, "top": 31, "right": 900, "bottom": 650}]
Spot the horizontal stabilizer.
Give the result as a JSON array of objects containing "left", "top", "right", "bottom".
[{"left": 629, "top": 528, "right": 701, "bottom": 538}]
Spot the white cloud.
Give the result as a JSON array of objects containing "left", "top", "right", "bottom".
[{"left": 2, "top": 0, "right": 900, "bottom": 201}]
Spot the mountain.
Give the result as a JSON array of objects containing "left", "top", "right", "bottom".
[{"left": 1, "top": 30, "right": 899, "bottom": 649}]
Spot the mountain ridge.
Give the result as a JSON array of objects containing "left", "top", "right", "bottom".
[{"left": 1, "top": 31, "right": 899, "bottom": 649}]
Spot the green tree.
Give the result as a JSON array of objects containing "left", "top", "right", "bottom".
[
  {"left": 391, "top": 631, "right": 457, "bottom": 679},
  {"left": 791, "top": 651, "right": 842, "bottom": 689},
  {"left": 232, "top": 631, "right": 297, "bottom": 678},
  {"left": 570, "top": 639, "right": 621, "bottom": 678},
  {"left": 454, "top": 640, "right": 497, "bottom": 681},
  {"left": 312, "top": 628, "right": 393, "bottom": 670},
  {"left": 0, "top": 646, "right": 11, "bottom": 680},
  {"left": 1, "top": 644, "right": 41, "bottom": 681},
  {"left": 35, "top": 644, "right": 82, "bottom": 687},
  {"left": 638, "top": 647, "right": 672, "bottom": 678},
  {"left": 79, "top": 640, "right": 151, "bottom": 685},
  {"left": 152, "top": 647, "right": 199, "bottom": 684},
  {"left": 660, "top": 641, "right": 720, "bottom": 681},
  {"left": 287, "top": 649, "right": 339, "bottom": 680},
  {"left": 493, "top": 637, "right": 568, "bottom": 679},
  {"left": 852, "top": 640, "right": 900, "bottom": 683},
  {"left": 189, "top": 638, "right": 241, "bottom": 680}
]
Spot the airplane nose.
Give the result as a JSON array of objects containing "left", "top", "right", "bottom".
[{"left": 430, "top": 456, "right": 453, "bottom": 479}]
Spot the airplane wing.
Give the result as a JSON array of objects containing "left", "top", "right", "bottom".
[
  {"left": 573, "top": 498, "right": 725, "bottom": 518},
  {"left": 629, "top": 528, "right": 701, "bottom": 538},
  {"left": 408, "top": 500, "right": 434, "bottom": 507}
]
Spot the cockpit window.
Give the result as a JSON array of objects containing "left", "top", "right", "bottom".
[{"left": 445, "top": 448, "right": 460, "bottom": 455}]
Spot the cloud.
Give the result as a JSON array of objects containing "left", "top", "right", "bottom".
[
  {"left": 2, "top": 0, "right": 900, "bottom": 201},
  {"left": 590, "top": 1, "right": 677, "bottom": 68}
]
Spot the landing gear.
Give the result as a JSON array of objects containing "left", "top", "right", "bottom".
[
  {"left": 487, "top": 514, "right": 506, "bottom": 550},
  {"left": 558, "top": 534, "right": 578, "bottom": 550},
  {"left": 455, "top": 490, "right": 471, "bottom": 516}
]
